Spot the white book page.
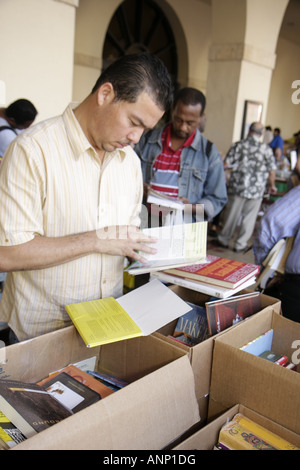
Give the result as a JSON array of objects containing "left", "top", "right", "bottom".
[{"left": 116, "top": 279, "right": 191, "bottom": 335}]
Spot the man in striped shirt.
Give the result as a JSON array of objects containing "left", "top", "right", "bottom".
[
  {"left": 0, "top": 53, "right": 173, "bottom": 342},
  {"left": 253, "top": 185, "right": 300, "bottom": 322},
  {"left": 135, "top": 87, "right": 227, "bottom": 225}
]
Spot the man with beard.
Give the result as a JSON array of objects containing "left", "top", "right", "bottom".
[{"left": 135, "top": 87, "right": 227, "bottom": 226}]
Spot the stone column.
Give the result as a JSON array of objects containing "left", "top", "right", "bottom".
[{"left": 205, "top": 0, "right": 288, "bottom": 155}]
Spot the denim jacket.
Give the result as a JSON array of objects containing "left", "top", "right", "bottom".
[{"left": 135, "top": 127, "right": 227, "bottom": 221}]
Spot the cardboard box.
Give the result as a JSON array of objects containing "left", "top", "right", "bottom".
[
  {"left": 154, "top": 286, "right": 281, "bottom": 422},
  {"left": 174, "top": 404, "right": 300, "bottom": 450},
  {"left": 0, "top": 326, "right": 200, "bottom": 450},
  {"left": 208, "top": 309, "right": 300, "bottom": 435}
]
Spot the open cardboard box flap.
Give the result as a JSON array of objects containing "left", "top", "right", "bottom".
[
  {"left": 1, "top": 326, "right": 200, "bottom": 450},
  {"left": 174, "top": 404, "right": 300, "bottom": 450},
  {"left": 15, "top": 355, "right": 199, "bottom": 450},
  {"left": 208, "top": 309, "right": 300, "bottom": 435},
  {"left": 154, "top": 286, "right": 281, "bottom": 421}
]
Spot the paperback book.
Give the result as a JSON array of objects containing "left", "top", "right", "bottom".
[
  {"left": 125, "top": 222, "right": 207, "bottom": 275},
  {"left": 171, "top": 301, "right": 209, "bottom": 346},
  {"left": 0, "top": 379, "right": 72, "bottom": 438},
  {"left": 37, "top": 364, "right": 115, "bottom": 399},
  {"left": 66, "top": 279, "right": 191, "bottom": 347},
  {"left": 218, "top": 413, "right": 299, "bottom": 450},
  {"left": 42, "top": 372, "right": 101, "bottom": 413},
  {"left": 0, "top": 410, "right": 26, "bottom": 449},
  {"left": 86, "top": 370, "right": 128, "bottom": 392}
]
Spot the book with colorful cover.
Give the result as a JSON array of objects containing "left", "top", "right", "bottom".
[
  {"left": 205, "top": 291, "right": 262, "bottom": 336},
  {"left": 259, "top": 350, "right": 288, "bottom": 366},
  {"left": 0, "top": 379, "right": 72, "bottom": 438},
  {"left": 164, "top": 255, "right": 260, "bottom": 289},
  {"left": 37, "top": 364, "right": 115, "bottom": 399},
  {"left": 151, "top": 270, "right": 256, "bottom": 299},
  {"left": 218, "top": 413, "right": 299, "bottom": 450},
  {"left": 171, "top": 302, "right": 209, "bottom": 346},
  {"left": 65, "top": 279, "right": 192, "bottom": 347},
  {"left": 0, "top": 410, "right": 26, "bottom": 449}
]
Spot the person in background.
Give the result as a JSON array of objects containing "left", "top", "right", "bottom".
[
  {"left": 263, "top": 125, "right": 273, "bottom": 145},
  {"left": 0, "top": 98, "right": 37, "bottom": 159},
  {"left": 135, "top": 87, "right": 227, "bottom": 225},
  {"left": 0, "top": 98, "right": 38, "bottom": 336},
  {"left": 253, "top": 185, "right": 300, "bottom": 323},
  {"left": 0, "top": 52, "right": 173, "bottom": 343},
  {"left": 269, "top": 127, "right": 284, "bottom": 161},
  {"left": 215, "top": 122, "right": 277, "bottom": 253}
]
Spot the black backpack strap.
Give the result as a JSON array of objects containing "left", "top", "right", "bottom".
[
  {"left": 205, "top": 139, "right": 213, "bottom": 157},
  {"left": 0, "top": 125, "right": 17, "bottom": 135}
]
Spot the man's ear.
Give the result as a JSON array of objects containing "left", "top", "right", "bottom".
[
  {"left": 96, "top": 82, "right": 115, "bottom": 106},
  {"left": 6, "top": 117, "right": 17, "bottom": 128}
]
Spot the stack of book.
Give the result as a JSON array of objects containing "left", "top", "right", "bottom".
[
  {"left": 0, "top": 362, "right": 127, "bottom": 449},
  {"left": 240, "top": 328, "right": 297, "bottom": 371},
  {"left": 216, "top": 413, "right": 299, "bottom": 450},
  {"left": 152, "top": 255, "right": 260, "bottom": 299}
]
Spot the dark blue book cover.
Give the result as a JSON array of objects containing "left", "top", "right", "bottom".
[{"left": 172, "top": 301, "right": 209, "bottom": 346}]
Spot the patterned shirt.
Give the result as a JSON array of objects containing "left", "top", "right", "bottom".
[
  {"left": 0, "top": 105, "right": 143, "bottom": 340},
  {"left": 253, "top": 185, "right": 300, "bottom": 274},
  {"left": 150, "top": 124, "right": 195, "bottom": 197},
  {"left": 226, "top": 136, "right": 276, "bottom": 199}
]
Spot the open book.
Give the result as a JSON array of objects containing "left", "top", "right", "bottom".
[
  {"left": 65, "top": 280, "right": 192, "bottom": 347},
  {"left": 126, "top": 222, "right": 207, "bottom": 275},
  {"left": 255, "top": 237, "right": 294, "bottom": 289}
]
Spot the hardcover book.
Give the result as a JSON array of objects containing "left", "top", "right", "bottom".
[
  {"left": 43, "top": 372, "right": 101, "bottom": 413},
  {"left": 172, "top": 302, "right": 209, "bottom": 346},
  {"left": 205, "top": 291, "right": 262, "bottom": 336},
  {"left": 151, "top": 270, "right": 256, "bottom": 299},
  {"left": 0, "top": 379, "right": 72, "bottom": 438},
  {"left": 164, "top": 255, "right": 260, "bottom": 289}
]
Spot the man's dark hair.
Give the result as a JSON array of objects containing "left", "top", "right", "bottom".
[
  {"left": 173, "top": 87, "right": 206, "bottom": 115},
  {"left": 91, "top": 52, "right": 174, "bottom": 113},
  {"left": 6, "top": 99, "right": 38, "bottom": 126}
]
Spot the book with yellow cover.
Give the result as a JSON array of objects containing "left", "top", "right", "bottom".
[
  {"left": 65, "top": 279, "right": 191, "bottom": 347},
  {"left": 218, "top": 413, "right": 299, "bottom": 450}
]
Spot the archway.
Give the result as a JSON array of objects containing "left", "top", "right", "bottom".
[{"left": 102, "top": 0, "right": 178, "bottom": 86}]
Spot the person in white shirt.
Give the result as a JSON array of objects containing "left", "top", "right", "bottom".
[{"left": 0, "top": 53, "right": 173, "bottom": 343}]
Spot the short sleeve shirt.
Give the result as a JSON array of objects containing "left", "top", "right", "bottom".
[
  {"left": 226, "top": 136, "right": 277, "bottom": 199},
  {"left": 0, "top": 105, "right": 143, "bottom": 340}
]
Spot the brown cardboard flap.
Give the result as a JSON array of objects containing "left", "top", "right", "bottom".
[
  {"left": 15, "top": 355, "right": 200, "bottom": 450},
  {"left": 174, "top": 404, "right": 300, "bottom": 450},
  {"left": 1, "top": 326, "right": 96, "bottom": 383},
  {"left": 209, "top": 309, "right": 300, "bottom": 434}
]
